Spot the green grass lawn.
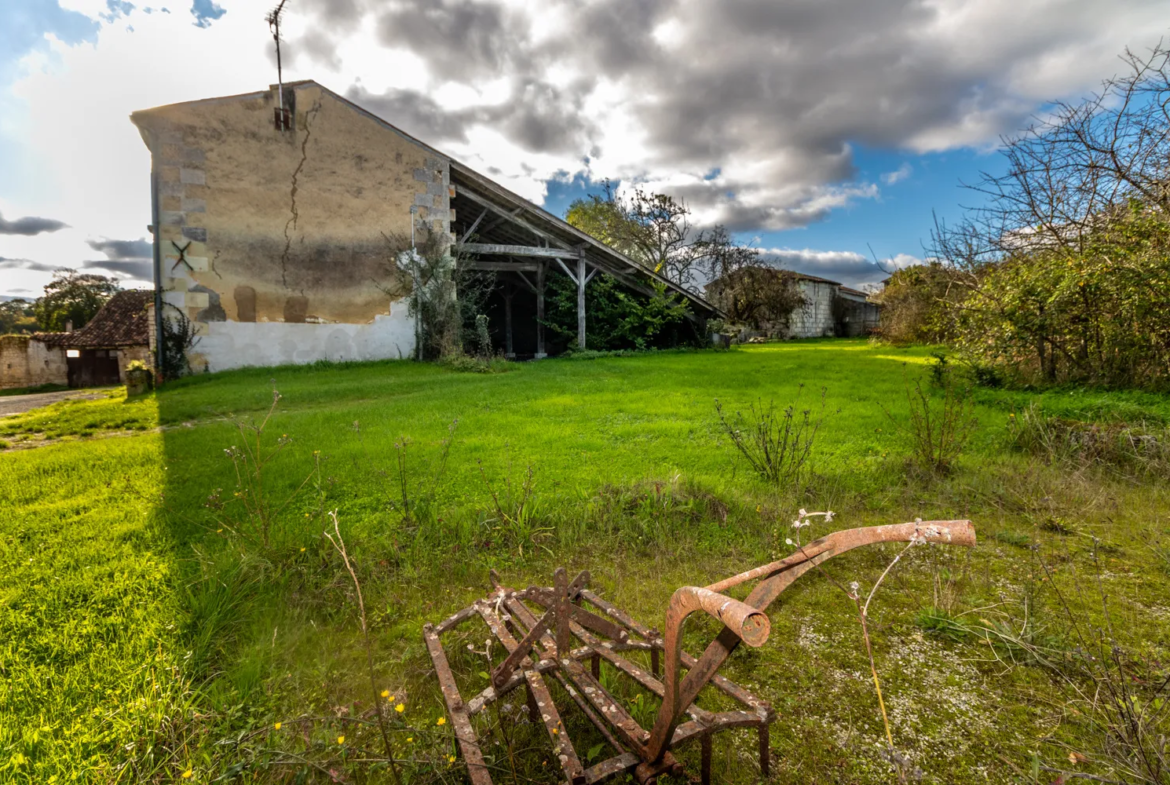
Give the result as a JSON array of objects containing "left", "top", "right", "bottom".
[{"left": 2, "top": 340, "right": 1168, "bottom": 784}]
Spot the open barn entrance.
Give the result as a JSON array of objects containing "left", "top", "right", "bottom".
[{"left": 448, "top": 162, "right": 713, "bottom": 357}]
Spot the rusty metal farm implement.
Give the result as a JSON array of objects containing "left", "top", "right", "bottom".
[{"left": 424, "top": 519, "right": 976, "bottom": 784}]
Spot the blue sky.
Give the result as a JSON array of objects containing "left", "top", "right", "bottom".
[{"left": 0, "top": 0, "right": 1164, "bottom": 298}]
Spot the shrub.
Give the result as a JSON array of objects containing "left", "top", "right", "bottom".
[
  {"left": 882, "top": 369, "right": 978, "bottom": 474},
  {"left": 715, "top": 386, "right": 830, "bottom": 486},
  {"left": 544, "top": 273, "right": 695, "bottom": 351}
]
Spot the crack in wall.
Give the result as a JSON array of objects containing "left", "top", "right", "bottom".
[{"left": 281, "top": 100, "right": 322, "bottom": 288}]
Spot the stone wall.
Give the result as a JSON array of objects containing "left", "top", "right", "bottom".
[
  {"left": 0, "top": 336, "right": 67, "bottom": 389},
  {"left": 789, "top": 280, "right": 838, "bottom": 338},
  {"left": 132, "top": 82, "right": 443, "bottom": 372}
]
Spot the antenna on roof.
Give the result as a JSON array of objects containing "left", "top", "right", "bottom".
[{"left": 266, "top": 0, "right": 290, "bottom": 130}]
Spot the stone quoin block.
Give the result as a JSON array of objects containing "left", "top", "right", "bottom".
[
  {"left": 414, "top": 193, "right": 434, "bottom": 208},
  {"left": 158, "top": 180, "right": 184, "bottom": 196},
  {"left": 184, "top": 256, "right": 209, "bottom": 272},
  {"left": 182, "top": 183, "right": 209, "bottom": 200},
  {"left": 159, "top": 144, "right": 183, "bottom": 165},
  {"left": 160, "top": 211, "right": 186, "bottom": 226},
  {"left": 184, "top": 291, "right": 209, "bottom": 309},
  {"left": 181, "top": 148, "right": 205, "bottom": 164},
  {"left": 427, "top": 181, "right": 446, "bottom": 197},
  {"left": 182, "top": 227, "right": 208, "bottom": 242},
  {"left": 413, "top": 168, "right": 430, "bottom": 182},
  {"left": 159, "top": 166, "right": 181, "bottom": 183},
  {"left": 179, "top": 168, "right": 206, "bottom": 185},
  {"left": 181, "top": 197, "right": 206, "bottom": 213},
  {"left": 161, "top": 195, "right": 182, "bottom": 212}
]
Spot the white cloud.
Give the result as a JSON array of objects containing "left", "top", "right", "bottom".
[{"left": 881, "top": 163, "right": 913, "bottom": 185}]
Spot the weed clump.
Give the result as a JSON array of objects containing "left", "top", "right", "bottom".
[{"left": 715, "top": 385, "right": 830, "bottom": 487}]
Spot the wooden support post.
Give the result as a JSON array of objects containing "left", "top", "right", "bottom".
[
  {"left": 504, "top": 283, "right": 515, "bottom": 359},
  {"left": 535, "top": 262, "right": 547, "bottom": 359},
  {"left": 576, "top": 247, "right": 586, "bottom": 350},
  {"left": 700, "top": 733, "right": 712, "bottom": 785}
]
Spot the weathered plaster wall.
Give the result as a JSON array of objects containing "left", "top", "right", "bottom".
[
  {"left": 0, "top": 336, "right": 67, "bottom": 389},
  {"left": 135, "top": 83, "right": 447, "bottom": 372},
  {"left": 790, "top": 280, "right": 837, "bottom": 338}
]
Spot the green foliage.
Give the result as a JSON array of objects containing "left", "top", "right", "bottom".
[
  {"left": 0, "top": 298, "right": 37, "bottom": 334},
  {"left": 875, "top": 262, "right": 966, "bottom": 345},
  {"left": 957, "top": 206, "right": 1170, "bottom": 387},
  {"left": 564, "top": 180, "right": 755, "bottom": 289},
  {"left": 32, "top": 270, "right": 120, "bottom": 332},
  {"left": 544, "top": 272, "right": 693, "bottom": 350}
]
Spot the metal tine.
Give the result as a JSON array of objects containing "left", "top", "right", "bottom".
[
  {"left": 500, "top": 591, "right": 651, "bottom": 753},
  {"left": 423, "top": 623, "right": 493, "bottom": 785},
  {"left": 476, "top": 598, "right": 586, "bottom": 784}
]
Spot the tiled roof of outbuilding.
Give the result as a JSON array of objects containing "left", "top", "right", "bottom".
[{"left": 61, "top": 290, "right": 153, "bottom": 348}]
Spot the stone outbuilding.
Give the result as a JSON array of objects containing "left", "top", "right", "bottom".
[
  {"left": 0, "top": 290, "right": 154, "bottom": 390},
  {"left": 705, "top": 269, "right": 882, "bottom": 340},
  {"left": 58, "top": 290, "right": 155, "bottom": 387},
  {"left": 129, "top": 80, "right": 716, "bottom": 372}
]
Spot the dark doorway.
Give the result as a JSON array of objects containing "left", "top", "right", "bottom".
[{"left": 67, "top": 349, "right": 121, "bottom": 388}]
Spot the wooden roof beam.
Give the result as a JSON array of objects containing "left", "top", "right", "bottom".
[{"left": 456, "top": 242, "right": 578, "bottom": 259}]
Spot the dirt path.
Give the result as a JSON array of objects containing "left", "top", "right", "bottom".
[{"left": 0, "top": 389, "right": 112, "bottom": 418}]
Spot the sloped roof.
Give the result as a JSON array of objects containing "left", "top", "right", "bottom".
[{"left": 61, "top": 290, "right": 152, "bottom": 348}]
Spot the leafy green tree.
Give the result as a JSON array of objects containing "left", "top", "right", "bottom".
[
  {"left": 565, "top": 181, "right": 755, "bottom": 290},
  {"left": 34, "top": 271, "right": 120, "bottom": 332},
  {"left": 0, "top": 298, "right": 37, "bottom": 334}
]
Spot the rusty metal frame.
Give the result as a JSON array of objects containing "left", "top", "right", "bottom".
[{"left": 424, "top": 519, "right": 976, "bottom": 784}]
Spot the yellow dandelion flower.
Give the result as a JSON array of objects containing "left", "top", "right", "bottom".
[
  {"left": 181, "top": 770, "right": 193, "bottom": 780},
  {"left": 381, "top": 690, "right": 390, "bottom": 698},
  {"left": 448, "top": 755, "right": 456, "bottom": 763},
  {"left": 274, "top": 722, "right": 281, "bottom": 730},
  {"left": 395, "top": 703, "right": 405, "bottom": 713},
  {"left": 436, "top": 717, "right": 446, "bottom": 726},
  {"left": 299, "top": 547, "right": 306, "bottom": 552},
  {"left": 337, "top": 735, "right": 345, "bottom": 745},
  {"left": 407, "top": 737, "right": 413, "bottom": 743}
]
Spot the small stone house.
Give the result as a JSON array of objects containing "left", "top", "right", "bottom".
[
  {"left": 705, "top": 269, "right": 882, "bottom": 339},
  {"left": 0, "top": 291, "right": 154, "bottom": 390},
  {"left": 129, "top": 81, "right": 715, "bottom": 372}
]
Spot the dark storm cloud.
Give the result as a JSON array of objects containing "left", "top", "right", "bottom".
[
  {"left": 87, "top": 238, "right": 152, "bottom": 260},
  {"left": 0, "top": 212, "right": 68, "bottom": 235},
  {"left": 375, "top": 0, "right": 523, "bottom": 82},
  {"left": 296, "top": 0, "right": 1161, "bottom": 231},
  {"left": 81, "top": 259, "right": 154, "bottom": 280},
  {"left": 346, "top": 80, "right": 595, "bottom": 157},
  {"left": 0, "top": 257, "right": 63, "bottom": 272},
  {"left": 80, "top": 237, "right": 154, "bottom": 284}
]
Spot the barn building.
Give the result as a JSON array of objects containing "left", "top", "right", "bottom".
[{"left": 128, "top": 81, "right": 717, "bottom": 373}]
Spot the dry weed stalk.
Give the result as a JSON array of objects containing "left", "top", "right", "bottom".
[{"left": 324, "top": 510, "right": 401, "bottom": 785}]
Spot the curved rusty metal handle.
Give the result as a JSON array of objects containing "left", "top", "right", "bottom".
[
  {"left": 644, "top": 519, "right": 976, "bottom": 763},
  {"left": 644, "top": 587, "right": 770, "bottom": 757}
]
